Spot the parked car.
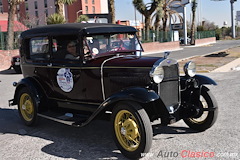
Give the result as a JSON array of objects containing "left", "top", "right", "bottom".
[
  {"left": 9, "top": 23, "right": 218, "bottom": 159},
  {"left": 179, "top": 37, "right": 191, "bottom": 44},
  {"left": 11, "top": 55, "right": 22, "bottom": 73}
]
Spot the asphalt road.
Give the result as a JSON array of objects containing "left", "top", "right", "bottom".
[
  {"left": 145, "top": 39, "right": 240, "bottom": 60},
  {"left": 0, "top": 69, "right": 240, "bottom": 159}
]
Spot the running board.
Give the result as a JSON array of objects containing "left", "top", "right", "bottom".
[{"left": 37, "top": 113, "right": 88, "bottom": 127}]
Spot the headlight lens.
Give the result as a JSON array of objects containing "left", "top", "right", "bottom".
[
  {"left": 151, "top": 66, "right": 164, "bottom": 83},
  {"left": 184, "top": 61, "right": 196, "bottom": 77}
]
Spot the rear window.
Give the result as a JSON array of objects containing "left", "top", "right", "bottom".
[{"left": 29, "top": 37, "right": 49, "bottom": 60}]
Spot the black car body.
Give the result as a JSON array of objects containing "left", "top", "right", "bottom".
[{"left": 9, "top": 23, "right": 218, "bottom": 159}]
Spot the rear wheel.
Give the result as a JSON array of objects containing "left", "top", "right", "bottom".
[
  {"left": 184, "top": 86, "right": 218, "bottom": 131},
  {"left": 17, "top": 87, "right": 38, "bottom": 126},
  {"left": 111, "top": 101, "right": 152, "bottom": 159}
]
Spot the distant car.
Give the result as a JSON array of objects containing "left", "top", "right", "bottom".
[
  {"left": 9, "top": 23, "right": 218, "bottom": 159},
  {"left": 11, "top": 55, "right": 22, "bottom": 73},
  {"left": 180, "top": 37, "right": 191, "bottom": 44}
]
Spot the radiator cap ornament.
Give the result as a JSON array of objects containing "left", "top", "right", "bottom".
[{"left": 164, "top": 51, "right": 170, "bottom": 59}]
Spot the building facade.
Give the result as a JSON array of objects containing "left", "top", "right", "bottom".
[{"left": 0, "top": 0, "right": 108, "bottom": 26}]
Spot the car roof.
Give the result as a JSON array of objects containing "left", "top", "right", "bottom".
[{"left": 21, "top": 23, "right": 137, "bottom": 39}]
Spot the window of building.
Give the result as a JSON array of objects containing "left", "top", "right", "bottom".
[
  {"left": 45, "top": 9, "right": 48, "bottom": 17},
  {"left": 17, "top": 5, "right": 20, "bottom": 12},
  {"left": 26, "top": 12, "right": 29, "bottom": 19},
  {"left": 92, "top": 0, "right": 95, "bottom": 4},
  {"left": 25, "top": 3, "right": 28, "bottom": 11},
  {"left": 44, "top": 0, "right": 48, "bottom": 8},
  {"left": 92, "top": 6, "right": 95, "bottom": 14},
  {"left": 85, "top": 0, "right": 88, "bottom": 4},
  {"left": 35, "top": 11, "right": 38, "bottom": 18},
  {"left": 85, "top": 6, "right": 88, "bottom": 14},
  {"left": 0, "top": 0, "right": 2, "bottom": 6},
  {"left": 34, "top": 1, "right": 38, "bottom": 10}
]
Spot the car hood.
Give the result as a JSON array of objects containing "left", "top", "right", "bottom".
[{"left": 103, "top": 56, "right": 163, "bottom": 68}]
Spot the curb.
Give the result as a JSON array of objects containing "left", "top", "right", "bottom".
[
  {"left": 143, "top": 48, "right": 183, "bottom": 56},
  {"left": 212, "top": 57, "right": 240, "bottom": 72}
]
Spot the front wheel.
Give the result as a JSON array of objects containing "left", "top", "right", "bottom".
[
  {"left": 184, "top": 86, "right": 218, "bottom": 132},
  {"left": 17, "top": 87, "right": 38, "bottom": 126},
  {"left": 111, "top": 101, "right": 153, "bottom": 159}
]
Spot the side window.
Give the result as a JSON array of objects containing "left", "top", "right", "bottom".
[
  {"left": 29, "top": 37, "right": 49, "bottom": 60},
  {"left": 51, "top": 35, "right": 79, "bottom": 61}
]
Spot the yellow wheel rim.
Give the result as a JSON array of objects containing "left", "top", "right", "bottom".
[
  {"left": 114, "top": 110, "right": 140, "bottom": 152},
  {"left": 19, "top": 93, "right": 34, "bottom": 122}
]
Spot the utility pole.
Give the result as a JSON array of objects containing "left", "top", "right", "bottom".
[
  {"left": 230, "top": 0, "right": 236, "bottom": 38},
  {"left": 211, "top": 0, "right": 237, "bottom": 38}
]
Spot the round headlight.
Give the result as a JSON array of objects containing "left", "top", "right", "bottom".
[
  {"left": 184, "top": 61, "right": 196, "bottom": 77},
  {"left": 151, "top": 66, "right": 164, "bottom": 83}
]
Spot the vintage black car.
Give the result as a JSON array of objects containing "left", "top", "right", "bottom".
[{"left": 9, "top": 23, "right": 218, "bottom": 159}]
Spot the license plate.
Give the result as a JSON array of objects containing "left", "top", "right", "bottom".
[{"left": 15, "top": 62, "right": 20, "bottom": 65}]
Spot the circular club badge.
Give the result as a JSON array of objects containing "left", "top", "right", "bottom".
[{"left": 57, "top": 68, "right": 74, "bottom": 92}]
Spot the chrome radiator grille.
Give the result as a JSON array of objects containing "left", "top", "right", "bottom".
[{"left": 159, "top": 64, "right": 180, "bottom": 107}]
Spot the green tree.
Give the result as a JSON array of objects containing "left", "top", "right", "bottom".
[
  {"left": 108, "top": 0, "right": 115, "bottom": 24},
  {"left": 133, "top": 0, "right": 162, "bottom": 41},
  {"left": 55, "top": 0, "right": 76, "bottom": 18},
  {"left": 190, "top": 0, "right": 197, "bottom": 45},
  {"left": 76, "top": 15, "right": 89, "bottom": 23},
  {"left": 6, "top": 0, "right": 24, "bottom": 50},
  {"left": 47, "top": 13, "right": 66, "bottom": 25}
]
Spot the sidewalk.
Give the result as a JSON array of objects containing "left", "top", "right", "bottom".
[{"left": 212, "top": 58, "right": 240, "bottom": 72}]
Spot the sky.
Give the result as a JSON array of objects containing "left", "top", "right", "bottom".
[{"left": 115, "top": 0, "right": 240, "bottom": 27}]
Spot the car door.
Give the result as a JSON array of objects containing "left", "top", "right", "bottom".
[{"left": 48, "top": 35, "right": 87, "bottom": 103}]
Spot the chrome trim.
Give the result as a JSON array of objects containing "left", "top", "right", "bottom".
[
  {"left": 22, "top": 64, "right": 150, "bottom": 70},
  {"left": 100, "top": 55, "right": 136, "bottom": 100}
]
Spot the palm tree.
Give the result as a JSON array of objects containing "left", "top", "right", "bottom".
[
  {"left": 6, "top": 0, "right": 24, "bottom": 50},
  {"left": 76, "top": 15, "right": 89, "bottom": 23},
  {"left": 133, "top": 0, "right": 162, "bottom": 41},
  {"left": 108, "top": 0, "right": 115, "bottom": 24},
  {"left": 161, "top": 0, "right": 183, "bottom": 32},
  {"left": 190, "top": 0, "right": 197, "bottom": 45},
  {"left": 47, "top": 13, "right": 66, "bottom": 25},
  {"left": 55, "top": 0, "right": 76, "bottom": 18}
]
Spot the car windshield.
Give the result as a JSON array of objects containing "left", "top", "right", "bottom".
[{"left": 83, "top": 33, "right": 143, "bottom": 59}]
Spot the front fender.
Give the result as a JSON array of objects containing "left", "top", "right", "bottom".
[
  {"left": 101, "top": 87, "right": 171, "bottom": 121},
  {"left": 194, "top": 75, "right": 217, "bottom": 86},
  {"left": 180, "top": 74, "right": 217, "bottom": 90}
]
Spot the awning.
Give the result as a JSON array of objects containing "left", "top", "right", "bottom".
[{"left": 0, "top": 20, "right": 28, "bottom": 32}]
